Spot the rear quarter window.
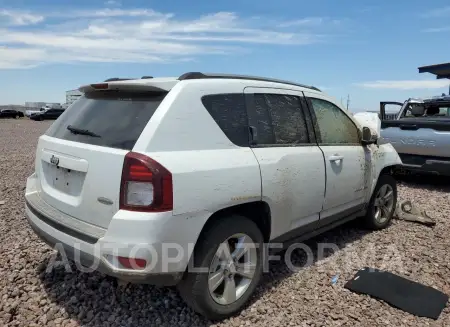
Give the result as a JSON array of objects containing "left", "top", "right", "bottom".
[
  {"left": 45, "top": 91, "right": 167, "bottom": 150},
  {"left": 201, "top": 93, "right": 249, "bottom": 147}
]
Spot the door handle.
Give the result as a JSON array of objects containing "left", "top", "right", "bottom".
[{"left": 329, "top": 154, "right": 344, "bottom": 161}]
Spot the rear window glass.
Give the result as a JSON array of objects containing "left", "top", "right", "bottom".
[{"left": 45, "top": 91, "right": 166, "bottom": 150}]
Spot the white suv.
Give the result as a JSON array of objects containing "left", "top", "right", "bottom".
[{"left": 25, "top": 72, "right": 402, "bottom": 320}]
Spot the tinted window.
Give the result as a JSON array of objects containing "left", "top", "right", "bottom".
[
  {"left": 46, "top": 90, "right": 167, "bottom": 150},
  {"left": 253, "top": 94, "right": 309, "bottom": 145},
  {"left": 309, "top": 98, "right": 360, "bottom": 144},
  {"left": 201, "top": 93, "right": 249, "bottom": 147}
]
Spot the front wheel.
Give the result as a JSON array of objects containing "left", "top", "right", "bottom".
[
  {"left": 178, "top": 215, "right": 263, "bottom": 320},
  {"left": 364, "top": 174, "right": 397, "bottom": 230}
]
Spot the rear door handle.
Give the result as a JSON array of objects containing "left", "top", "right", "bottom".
[{"left": 329, "top": 154, "right": 344, "bottom": 161}]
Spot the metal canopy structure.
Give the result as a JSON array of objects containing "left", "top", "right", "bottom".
[
  {"left": 418, "top": 62, "right": 450, "bottom": 94},
  {"left": 418, "top": 62, "right": 450, "bottom": 79}
]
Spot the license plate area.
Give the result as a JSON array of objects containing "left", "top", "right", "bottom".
[
  {"left": 52, "top": 166, "right": 71, "bottom": 192},
  {"left": 43, "top": 162, "right": 85, "bottom": 196}
]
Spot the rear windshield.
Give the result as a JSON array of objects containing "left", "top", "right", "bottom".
[{"left": 45, "top": 90, "right": 167, "bottom": 150}]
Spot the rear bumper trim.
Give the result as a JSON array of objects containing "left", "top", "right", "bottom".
[
  {"left": 25, "top": 193, "right": 105, "bottom": 244},
  {"left": 26, "top": 200, "right": 99, "bottom": 244}
]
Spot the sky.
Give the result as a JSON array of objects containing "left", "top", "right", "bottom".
[{"left": 1, "top": 0, "right": 450, "bottom": 112}]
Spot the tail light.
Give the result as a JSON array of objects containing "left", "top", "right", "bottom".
[{"left": 119, "top": 152, "right": 173, "bottom": 212}]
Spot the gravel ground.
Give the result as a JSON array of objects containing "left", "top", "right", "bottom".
[{"left": 1, "top": 118, "right": 450, "bottom": 327}]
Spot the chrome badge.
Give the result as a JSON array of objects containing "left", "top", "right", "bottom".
[{"left": 50, "top": 155, "right": 60, "bottom": 166}]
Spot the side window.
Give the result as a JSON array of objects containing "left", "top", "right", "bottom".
[
  {"left": 309, "top": 98, "right": 360, "bottom": 144},
  {"left": 201, "top": 93, "right": 249, "bottom": 147},
  {"left": 253, "top": 93, "right": 309, "bottom": 145}
]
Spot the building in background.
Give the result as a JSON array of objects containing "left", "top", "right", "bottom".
[
  {"left": 45, "top": 103, "right": 62, "bottom": 109},
  {"left": 25, "top": 102, "right": 46, "bottom": 108},
  {"left": 66, "top": 89, "right": 82, "bottom": 107},
  {"left": 25, "top": 102, "right": 61, "bottom": 109}
]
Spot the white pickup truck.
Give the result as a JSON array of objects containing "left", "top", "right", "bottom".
[
  {"left": 25, "top": 107, "right": 47, "bottom": 117},
  {"left": 379, "top": 95, "right": 450, "bottom": 176},
  {"left": 25, "top": 104, "right": 63, "bottom": 117}
]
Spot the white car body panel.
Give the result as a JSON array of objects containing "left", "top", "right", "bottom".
[
  {"left": 303, "top": 91, "right": 367, "bottom": 215},
  {"left": 242, "top": 86, "right": 325, "bottom": 239},
  {"left": 34, "top": 135, "right": 128, "bottom": 229},
  {"left": 319, "top": 145, "right": 366, "bottom": 212},
  {"left": 364, "top": 143, "right": 403, "bottom": 202},
  {"left": 252, "top": 146, "right": 325, "bottom": 239},
  {"left": 24, "top": 75, "right": 402, "bottom": 284}
]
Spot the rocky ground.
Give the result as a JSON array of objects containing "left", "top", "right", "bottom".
[{"left": 1, "top": 118, "right": 450, "bottom": 327}]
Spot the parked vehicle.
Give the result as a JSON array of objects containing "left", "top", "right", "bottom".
[
  {"left": 30, "top": 108, "right": 65, "bottom": 121},
  {"left": 26, "top": 104, "right": 63, "bottom": 117},
  {"left": 25, "top": 107, "right": 47, "bottom": 117},
  {"left": 25, "top": 73, "right": 402, "bottom": 320},
  {"left": 0, "top": 109, "right": 24, "bottom": 118},
  {"left": 380, "top": 95, "right": 450, "bottom": 176}
]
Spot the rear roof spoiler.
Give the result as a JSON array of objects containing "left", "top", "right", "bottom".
[{"left": 78, "top": 79, "right": 177, "bottom": 94}]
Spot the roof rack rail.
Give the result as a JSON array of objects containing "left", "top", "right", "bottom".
[
  {"left": 103, "top": 77, "right": 135, "bottom": 82},
  {"left": 141, "top": 76, "right": 154, "bottom": 79},
  {"left": 178, "top": 72, "right": 321, "bottom": 92}
]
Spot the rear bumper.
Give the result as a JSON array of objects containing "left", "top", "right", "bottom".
[
  {"left": 25, "top": 212, "right": 182, "bottom": 286},
  {"left": 25, "top": 173, "right": 211, "bottom": 286},
  {"left": 397, "top": 154, "right": 450, "bottom": 176}
]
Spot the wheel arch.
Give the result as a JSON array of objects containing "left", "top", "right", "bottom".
[
  {"left": 369, "top": 163, "right": 401, "bottom": 200},
  {"left": 199, "top": 201, "right": 272, "bottom": 243},
  {"left": 181, "top": 201, "right": 272, "bottom": 279}
]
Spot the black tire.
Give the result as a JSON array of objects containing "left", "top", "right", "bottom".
[
  {"left": 364, "top": 174, "right": 397, "bottom": 230},
  {"left": 177, "top": 215, "right": 264, "bottom": 320}
]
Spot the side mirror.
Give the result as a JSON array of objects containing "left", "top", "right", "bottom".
[{"left": 361, "top": 126, "right": 378, "bottom": 145}]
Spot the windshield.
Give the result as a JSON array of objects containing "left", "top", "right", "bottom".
[{"left": 45, "top": 90, "right": 167, "bottom": 150}]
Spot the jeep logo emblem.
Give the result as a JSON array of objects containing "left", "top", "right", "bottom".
[{"left": 50, "top": 155, "right": 59, "bottom": 166}]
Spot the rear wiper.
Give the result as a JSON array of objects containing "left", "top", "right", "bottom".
[{"left": 67, "top": 125, "right": 101, "bottom": 138}]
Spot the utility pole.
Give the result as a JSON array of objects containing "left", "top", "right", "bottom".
[{"left": 346, "top": 94, "right": 350, "bottom": 111}]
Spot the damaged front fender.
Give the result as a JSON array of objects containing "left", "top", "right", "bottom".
[{"left": 364, "top": 142, "right": 403, "bottom": 203}]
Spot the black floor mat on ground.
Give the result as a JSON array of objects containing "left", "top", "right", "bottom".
[{"left": 344, "top": 267, "right": 448, "bottom": 320}]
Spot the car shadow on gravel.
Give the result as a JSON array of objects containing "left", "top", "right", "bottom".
[
  {"left": 247, "top": 220, "right": 371, "bottom": 305},
  {"left": 37, "top": 220, "right": 371, "bottom": 326}
]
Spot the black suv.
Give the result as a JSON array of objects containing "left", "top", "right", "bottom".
[
  {"left": 0, "top": 109, "right": 24, "bottom": 118},
  {"left": 30, "top": 109, "right": 65, "bottom": 121}
]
